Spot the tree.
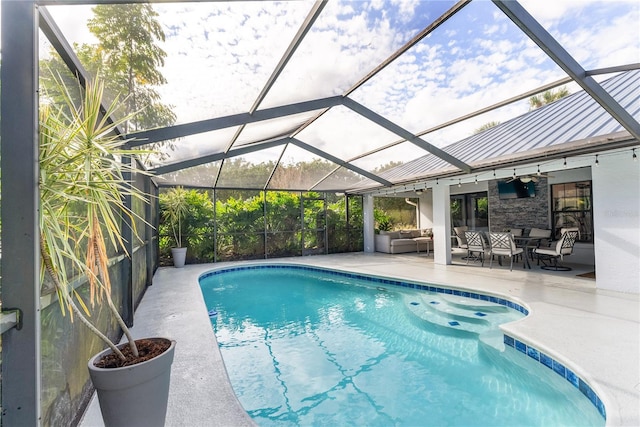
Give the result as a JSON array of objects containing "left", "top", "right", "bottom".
[
  {"left": 373, "top": 161, "right": 403, "bottom": 174},
  {"left": 529, "top": 86, "right": 570, "bottom": 110},
  {"left": 88, "top": 4, "right": 173, "bottom": 133},
  {"left": 474, "top": 121, "right": 500, "bottom": 134},
  {"left": 41, "top": 4, "right": 177, "bottom": 161}
]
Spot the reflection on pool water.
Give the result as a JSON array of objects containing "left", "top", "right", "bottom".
[{"left": 199, "top": 265, "right": 605, "bottom": 427}]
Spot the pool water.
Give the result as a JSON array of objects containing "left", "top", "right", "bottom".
[{"left": 200, "top": 266, "right": 604, "bottom": 427}]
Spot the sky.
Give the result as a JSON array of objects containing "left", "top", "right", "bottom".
[{"left": 5, "top": 0, "right": 640, "bottom": 176}]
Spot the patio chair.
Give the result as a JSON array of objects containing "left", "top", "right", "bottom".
[
  {"left": 454, "top": 226, "right": 468, "bottom": 250},
  {"left": 507, "top": 228, "right": 524, "bottom": 237},
  {"left": 465, "top": 231, "right": 491, "bottom": 266},
  {"left": 488, "top": 232, "right": 524, "bottom": 271},
  {"left": 560, "top": 227, "right": 580, "bottom": 240},
  {"left": 532, "top": 230, "right": 579, "bottom": 271},
  {"left": 528, "top": 227, "right": 552, "bottom": 247}
]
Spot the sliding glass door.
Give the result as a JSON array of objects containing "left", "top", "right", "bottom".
[{"left": 451, "top": 192, "right": 488, "bottom": 230}]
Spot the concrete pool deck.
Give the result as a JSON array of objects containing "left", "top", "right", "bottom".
[{"left": 80, "top": 252, "right": 640, "bottom": 426}]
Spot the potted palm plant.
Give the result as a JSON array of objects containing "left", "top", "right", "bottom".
[
  {"left": 39, "top": 73, "right": 175, "bottom": 426},
  {"left": 160, "top": 187, "right": 189, "bottom": 267}
]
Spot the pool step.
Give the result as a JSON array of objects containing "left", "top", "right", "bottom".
[
  {"left": 417, "top": 294, "right": 492, "bottom": 325},
  {"left": 439, "top": 294, "right": 510, "bottom": 313},
  {"left": 405, "top": 293, "right": 523, "bottom": 336},
  {"left": 405, "top": 296, "right": 489, "bottom": 336}
]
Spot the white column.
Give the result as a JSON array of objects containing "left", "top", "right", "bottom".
[
  {"left": 592, "top": 152, "right": 640, "bottom": 294},
  {"left": 432, "top": 183, "right": 452, "bottom": 265},
  {"left": 418, "top": 191, "right": 433, "bottom": 228},
  {"left": 363, "top": 194, "right": 375, "bottom": 253}
]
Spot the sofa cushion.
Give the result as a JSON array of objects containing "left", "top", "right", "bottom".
[
  {"left": 399, "top": 230, "right": 413, "bottom": 238},
  {"left": 391, "top": 238, "right": 418, "bottom": 246},
  {"left": 420, "top": 228, "right": 433, "bottom": 237},
  {"left": 399, "top": 229, "right": 421, "bottom": 238},
  {"left": 381, "top": 231, "right": 400, "bottom": 239}
]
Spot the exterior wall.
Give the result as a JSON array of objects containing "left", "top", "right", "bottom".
[
  {"left": 592, "top": 152, "right": 640, "bottom": 294},
  {"left": 488, "top": 178, "right": 550, "bottom": 232}
]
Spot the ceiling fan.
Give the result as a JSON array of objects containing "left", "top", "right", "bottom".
[{"left": 505, "top": 168, "right": 553, "bottom": 183}]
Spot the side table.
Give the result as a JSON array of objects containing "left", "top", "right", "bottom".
[{"left": 414, "top": 237, "right": 433, "bottom": 256}]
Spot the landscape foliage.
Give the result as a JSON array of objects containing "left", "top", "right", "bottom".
[{"left": 158, "top": 189, "right": 366, "bottom": 263}]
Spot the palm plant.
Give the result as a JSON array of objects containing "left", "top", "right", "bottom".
[
  {"left": 39, "top": 72, "right": 152, "bottom": 362},
  {"left": 160, "top": 187, "right": 189, "bottom": 248}
]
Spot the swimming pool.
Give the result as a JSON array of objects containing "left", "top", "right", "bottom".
[{"left": 200, "top": 264, "right": 605, "bottom": 426}]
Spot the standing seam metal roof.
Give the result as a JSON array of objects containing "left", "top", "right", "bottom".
[{"left": 369, "top": 69, "right": 640, "bottom": 188}]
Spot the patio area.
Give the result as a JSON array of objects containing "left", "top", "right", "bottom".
[{"left": 80, "top": 252, "right": 640, "bottom": 427}]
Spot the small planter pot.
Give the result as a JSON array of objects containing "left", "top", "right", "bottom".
[
  {"left": 88, "top": 338, "right": 176, "bottom": 427},
  {"left": 171, "top": 247, "right": 187, "bottom": 268}
]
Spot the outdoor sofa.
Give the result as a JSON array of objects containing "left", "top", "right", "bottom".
[{"left": 374, "top": 229, "right": 433, "bottom": 254}]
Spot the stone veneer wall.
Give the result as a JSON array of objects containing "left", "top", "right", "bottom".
[{"left": 488, "top": 178, "right": 550, "bottom": 232}]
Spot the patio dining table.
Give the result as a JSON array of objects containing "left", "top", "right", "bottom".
[{"left": 514, "top": 236, "right": 543, "bottom": 269}]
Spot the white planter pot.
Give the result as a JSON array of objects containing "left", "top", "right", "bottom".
[
  {"left": 88, "top": 338, "right": 176, "bottom": 427},
  {"left": 171, "top": 247, "right": 187, "bottom": 268}
]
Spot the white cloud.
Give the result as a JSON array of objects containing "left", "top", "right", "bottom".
[{"left": 4, "top": 0, "right": 638, "bottom": 174}]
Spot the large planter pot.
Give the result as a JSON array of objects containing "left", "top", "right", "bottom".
[
  {"left": 171, "top": 247, "right": 187, "bottom": 268},
  {"left": 88, "top": 338, "right": 176, "bottom": 427}
]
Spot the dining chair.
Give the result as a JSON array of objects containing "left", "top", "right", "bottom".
[
  {"left": 453, "top": 226, "right": 468, "bottom": 250},
  {"left": 465, "top": 231, "right": 490, "bottom": 266},
  {"left": 488, "top": 232, "right": 524, "bottom": 271},
  {"left": 528, "top": 227, "right": 553, "bottom": 248},
  {"left": 532, "top": 230, "right": 579, "bottom": 271}
]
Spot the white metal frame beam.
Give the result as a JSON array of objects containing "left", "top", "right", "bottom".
[
  {"left": 342, "top": 97, "right": 472, "bottom": 173},
  {"left": 127, "top": 96, "right": 344, "bottom": 146},
  {"left": 290, "top": 139, "right": 392, "bottom": 188}
]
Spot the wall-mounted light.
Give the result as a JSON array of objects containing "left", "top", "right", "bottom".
[
  {"left": 512, "top": 168, "right": 517, "bottom": 179},
  {"left": 563, "top": 157, "right": 567, "bottom": 168},
  {"left": 474, "top": 175, "right": 478, "bottom": 184},
  {"left": 458, "top": 179, "right": 462, "bottom": 188},
  {"left": 633, "top": 149, "right": 637, "bottom": 162},
  {"left": 595, "top": 155, "right": 600, "bottom": 167},
  {"left": 415, "top": 189, "right": 423, "bottom": 195},
  {"left": 520, "top": 177, "right": 533, "bottom": 183},
  {"left": 537, "top": 165, "right": 541, "bottom": 176}
]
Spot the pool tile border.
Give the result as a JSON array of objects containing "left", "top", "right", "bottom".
[
  {"left": 504, "top": 334, "right": 606, "bottom": 420},
  {"left": 200, "top": 263, "right": 606, "bottom": 421},
  {"left": 200, "top": 264, "right": 530, "bottom": 314}
]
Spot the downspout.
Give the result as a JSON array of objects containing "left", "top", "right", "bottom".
[{"left": 405, "top": 198, "right": 420, "bottom": 228}]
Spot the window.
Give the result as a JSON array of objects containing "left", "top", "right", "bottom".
[
  {"left": 451, "top": 192, "right": 489, "bottom": 230},
  {"left": 551, "top": 181, "right": 592, "bottom": 242}
]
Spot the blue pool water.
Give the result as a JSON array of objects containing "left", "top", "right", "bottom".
[{"left": 200, "top": 265, "right": 604, "bottom": 427}]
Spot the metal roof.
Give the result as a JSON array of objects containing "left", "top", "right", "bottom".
[{"left": 366, "top": 69, "right": 640, "bottom": 191}]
